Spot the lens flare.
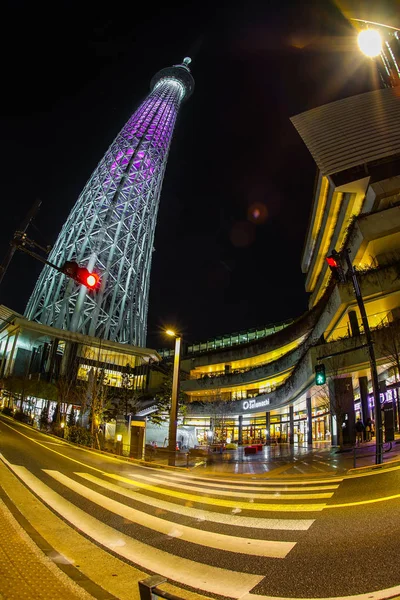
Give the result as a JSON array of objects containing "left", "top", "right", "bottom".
[{"left": 357, "top": 29, "right": 382, "bottom": 58}]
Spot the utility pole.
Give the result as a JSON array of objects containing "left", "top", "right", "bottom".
[
  {"left": 0, "top": 198, "right": 42, "bottom": 287},
  {"left": 333, "top": 249, "right": 383, "bottom": 464}
]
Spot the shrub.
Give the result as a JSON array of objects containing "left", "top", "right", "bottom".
[
  {"left": 51, "top": 425, "right": 65, "bottom": 438},
  {"left": 39, "top": 413, "right": 50, "bottom": 430},
  {"left": 1, "top": 406, "right": 13, "bottom": 416},
  {"left": 14, "top": 410, "right": 31, "bottom": 424},
  {"left": 66, "top": 425, "right": 93, "bottom": 447}
]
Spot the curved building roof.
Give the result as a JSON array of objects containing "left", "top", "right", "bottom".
[{"left": 291, "top": 87, "right": 400, "bottom": 181}]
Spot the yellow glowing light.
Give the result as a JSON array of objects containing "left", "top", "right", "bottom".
[
  {"left": 116, "top": 434, "right": 123, "bottom": 442},
  {"left": 357, "top": 29, "right": 382, "bottom": 57},
  {"left": 61, "top": 422, "right": 65, "bottom": 428},
  {"left": 165, "top": 329, "right": 176, "bottom": 337}
]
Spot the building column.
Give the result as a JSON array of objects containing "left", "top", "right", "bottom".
[
  {"left": 359, "top": 376, "right": 370, "bottom": 423},
  {"left": 5, "top": 332, "right": 19, "bottom": 378},
  {"left": 349, "top": 310, "right": 360, "bottom": 337},
  {"left": 306, "top": 395, "right": 313, "bottom": 446},
  {"left": 265, "top": 411, "right": 270, "bottom": 442},
  {"left": 329, "top": 376, "right": 356, "bottom": 446},
  {"left": 393, "top": 388, "right": 399, "bottom": 432},
  {"left": 380, "top": 380, "right": 395, "bottom": 442},
  {"left": 238, "top": 415, "right": 243, "bottom": 445},
  {"left": 46, "top": 338, "right": 59, "bottom": 380},
  {"left": 289, "top": 405, "right": 294, "bottom": 445},
  {"left": 0, "top": 335, "right": 11, "bottom": 378}
]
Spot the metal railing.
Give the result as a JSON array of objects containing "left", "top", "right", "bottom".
[
  {"left": 138, "top": 576, "right": 185, "bottom": 600},
  {"left": 352, "top": 441, "right": 393, "bottom": 468}
]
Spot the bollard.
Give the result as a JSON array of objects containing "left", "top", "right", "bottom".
[
  {"left": 138, "top": 575, "right": 167, "bottom": 600},
  {"left": 353, "top": 446, "right": 357, "bottom": 469}
]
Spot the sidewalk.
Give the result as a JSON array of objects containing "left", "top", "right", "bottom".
[
  {"left": 189, "top": 438, "right": 400, "bottom": 477},
  {"left": 0, "top": 497, "right": 93, "bottom": 600}
]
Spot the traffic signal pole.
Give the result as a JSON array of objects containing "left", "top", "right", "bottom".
[
  {"left": 338, "top": 249, "right": 383, "bottom": 464},
  {"left": 0, "top": 199, "right": 42, "bottom": 287},
  {"left": 10, "top": 234, "right": 100, "bottom": 290}
]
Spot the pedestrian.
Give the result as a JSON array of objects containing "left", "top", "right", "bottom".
[
  {"left": 355, "top": 418, "right": 364, "bottom": 445},
  {"left": 365, "top": 417, "right": 372, "bottom": 442}
]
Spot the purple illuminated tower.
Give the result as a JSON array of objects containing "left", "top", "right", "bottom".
[{"left": 25, "top": 58, "right": 194, "bottom": 346}]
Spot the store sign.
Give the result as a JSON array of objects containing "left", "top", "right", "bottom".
[{"left": 242, "top": 398, "right": 270, "bottom": 411}]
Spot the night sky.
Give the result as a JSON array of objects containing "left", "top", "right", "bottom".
[{"left": 1, "top": 0, "right": 397, "bottom": 350}]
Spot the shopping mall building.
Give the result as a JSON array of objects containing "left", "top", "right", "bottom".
[{"left": 174, "top": 86, "right": 400, "bottom": 448}]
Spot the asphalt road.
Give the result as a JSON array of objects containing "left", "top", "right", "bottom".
[{"left": 1, "top": 416, "right": 400, "bottom": 600}]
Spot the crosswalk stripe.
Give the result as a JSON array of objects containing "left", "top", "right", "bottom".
[
  {"left": 240, "top": 585, "right": 400, "bottom": 600},
  {"left": 121, "top": 470, "right": 340, "bottom": 493},
  {"left": 114, "top": 471, "right": 333, "bottom": 499},
  {"left": 7, "top": 462, "right": 263, "bottom": 597},
  {"left": 104, "top": 471, "right": 327, "bottom": 511},
  {"left": 138, "top": 469, "right": 344, "bottom": 486},
  {"left": 44, "top": 470, "right": 296, "bottom": 558},
  {"left": 76, "top": 472, "right": 315, "bottom": 530}
]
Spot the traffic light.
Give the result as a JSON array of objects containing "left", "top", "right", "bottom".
[
  {"left": 326, "top": 252, "right": 346, "bottom": 283},
  {"left": 61, "top": 261, "right": 100, "bottom": 289},
  {"left": 315, "top": 364, "right": 326, "bottom": 385}
]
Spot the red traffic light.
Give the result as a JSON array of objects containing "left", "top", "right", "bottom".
[
  {"left": 326, "top": 256, "right": 338, "bottom": 268},
  {"left": 61, "top": 261, "right": 100, "bottom": 289},
  {"left": 325, "top": 253, "right": 346, "bottom": 283},
  {"left": 77, "top": 268, "right": 100, "bottom": 289}
]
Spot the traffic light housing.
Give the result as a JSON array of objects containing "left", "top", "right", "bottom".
[
  {"left": 315, "top": 364, "right": 326, "bottom": 385},
  {"left": 326, "top": 252, "right": 346, "bottom": 283},
  {"left": 61, "top": 261, "right": 100, "bottom": 289}
]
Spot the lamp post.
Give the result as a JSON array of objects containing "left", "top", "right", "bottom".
[
  {"left": 332, "top": 250, "right": 383, "bottom": 464},
  {"left": 165, "top": 329, "right": 182, "bottom": 466},
  {"left": 357, "top": 28, "right": 383, "bottom": 58},
  {"left": 352, "top": 19, "right": 400, "bottom": 88}
]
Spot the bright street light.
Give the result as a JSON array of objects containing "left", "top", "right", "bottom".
[
  {"left": 357, "top": 29, "right": 382, "bottom": 57},
  {"left": 164, "top": 328, "right": 182, "bottom": 466}
]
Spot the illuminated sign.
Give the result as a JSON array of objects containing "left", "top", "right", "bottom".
[{"left": 242, "top": 398, "right": 270, "bottom": 411}]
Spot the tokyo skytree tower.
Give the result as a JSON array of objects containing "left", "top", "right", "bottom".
[{"left": 25, "top": 58, "right": 194, "bottom": 346}]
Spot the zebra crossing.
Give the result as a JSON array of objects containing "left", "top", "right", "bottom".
[{"left": 1, "top": 454, "right": 343, "bottom": 599}]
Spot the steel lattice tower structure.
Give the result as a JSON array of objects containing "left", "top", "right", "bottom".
[{"left": 25, "top": 58, "right": 194, "bottom": 346}]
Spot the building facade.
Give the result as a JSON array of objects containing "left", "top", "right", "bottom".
[
  {"left": 0, "top": 305, "right": 160, "bottom": 427},
  {"left": 25, "top": 59, "right": 194, "bottom": 347},
  {"left": 179, "top": 86, "right": 400, "bottom": 449}
]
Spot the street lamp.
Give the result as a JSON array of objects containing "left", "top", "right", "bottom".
[
  {"left": 165, "top": 329, "right": 182, "bottom": 466},
  {"left": 351, "top": 18, "right": 400, "bottom": 88},
  {"left": 357, "top": 29, "right": 382, "bottom": 57}
]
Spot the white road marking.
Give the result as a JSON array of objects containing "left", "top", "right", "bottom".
[
  {"left": 240, "top": 586, "right": 400, "bottom": 600},
  {"left": 122, "top": 470, "right": 340, "bottom": 492},
  {"left": 107, "top": 471, "right": 334, "bottom": 500},
  {"left": 4, "top": 460, "right": 262, "bottom": 598},
  {"left": 103, "top": 471, "right": 327, "bottom": 512},
  {"left": 76, "top": 472, "right": 315, "bottom": 531},
  {"left": 45, "top": 470, "right": 296, "bottom": 558},
  {"left": 127, "top": 468, "right": 344, "bottom": 486}
]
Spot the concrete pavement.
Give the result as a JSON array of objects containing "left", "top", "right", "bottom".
[
  {"left": 0, "top": 495, "right": 94, "bottom": 600},
  {"left": 189, "top": 438, "right": 400, "bottom": 477}
]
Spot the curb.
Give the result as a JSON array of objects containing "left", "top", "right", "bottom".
[
  {"left": 0, "top": 414, "right": 193, "bottom": 472},
  {"left": 348, "top": 456, "right": 400, "bottom": 474}
]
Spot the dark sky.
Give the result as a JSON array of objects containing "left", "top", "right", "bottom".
[{"left": 0, "top": 0, "right": 396, "bottom": 349}]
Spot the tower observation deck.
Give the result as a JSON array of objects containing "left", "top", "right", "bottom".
[{"left": 25, "top": 59, "right": 194, "bottom": 346}]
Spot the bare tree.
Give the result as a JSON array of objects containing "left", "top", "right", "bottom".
[
  {"left": 376, "top": 319, "right": 400, "bottom": 421},
  {"left": 150, "top": 362, "right": 186, "bottom": 426},
  {"left": 314, "top": 355, "right": 350, "bottom": 448},
  {"left": 207, "top": 389, "right": 234, "bottom": 444}
]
